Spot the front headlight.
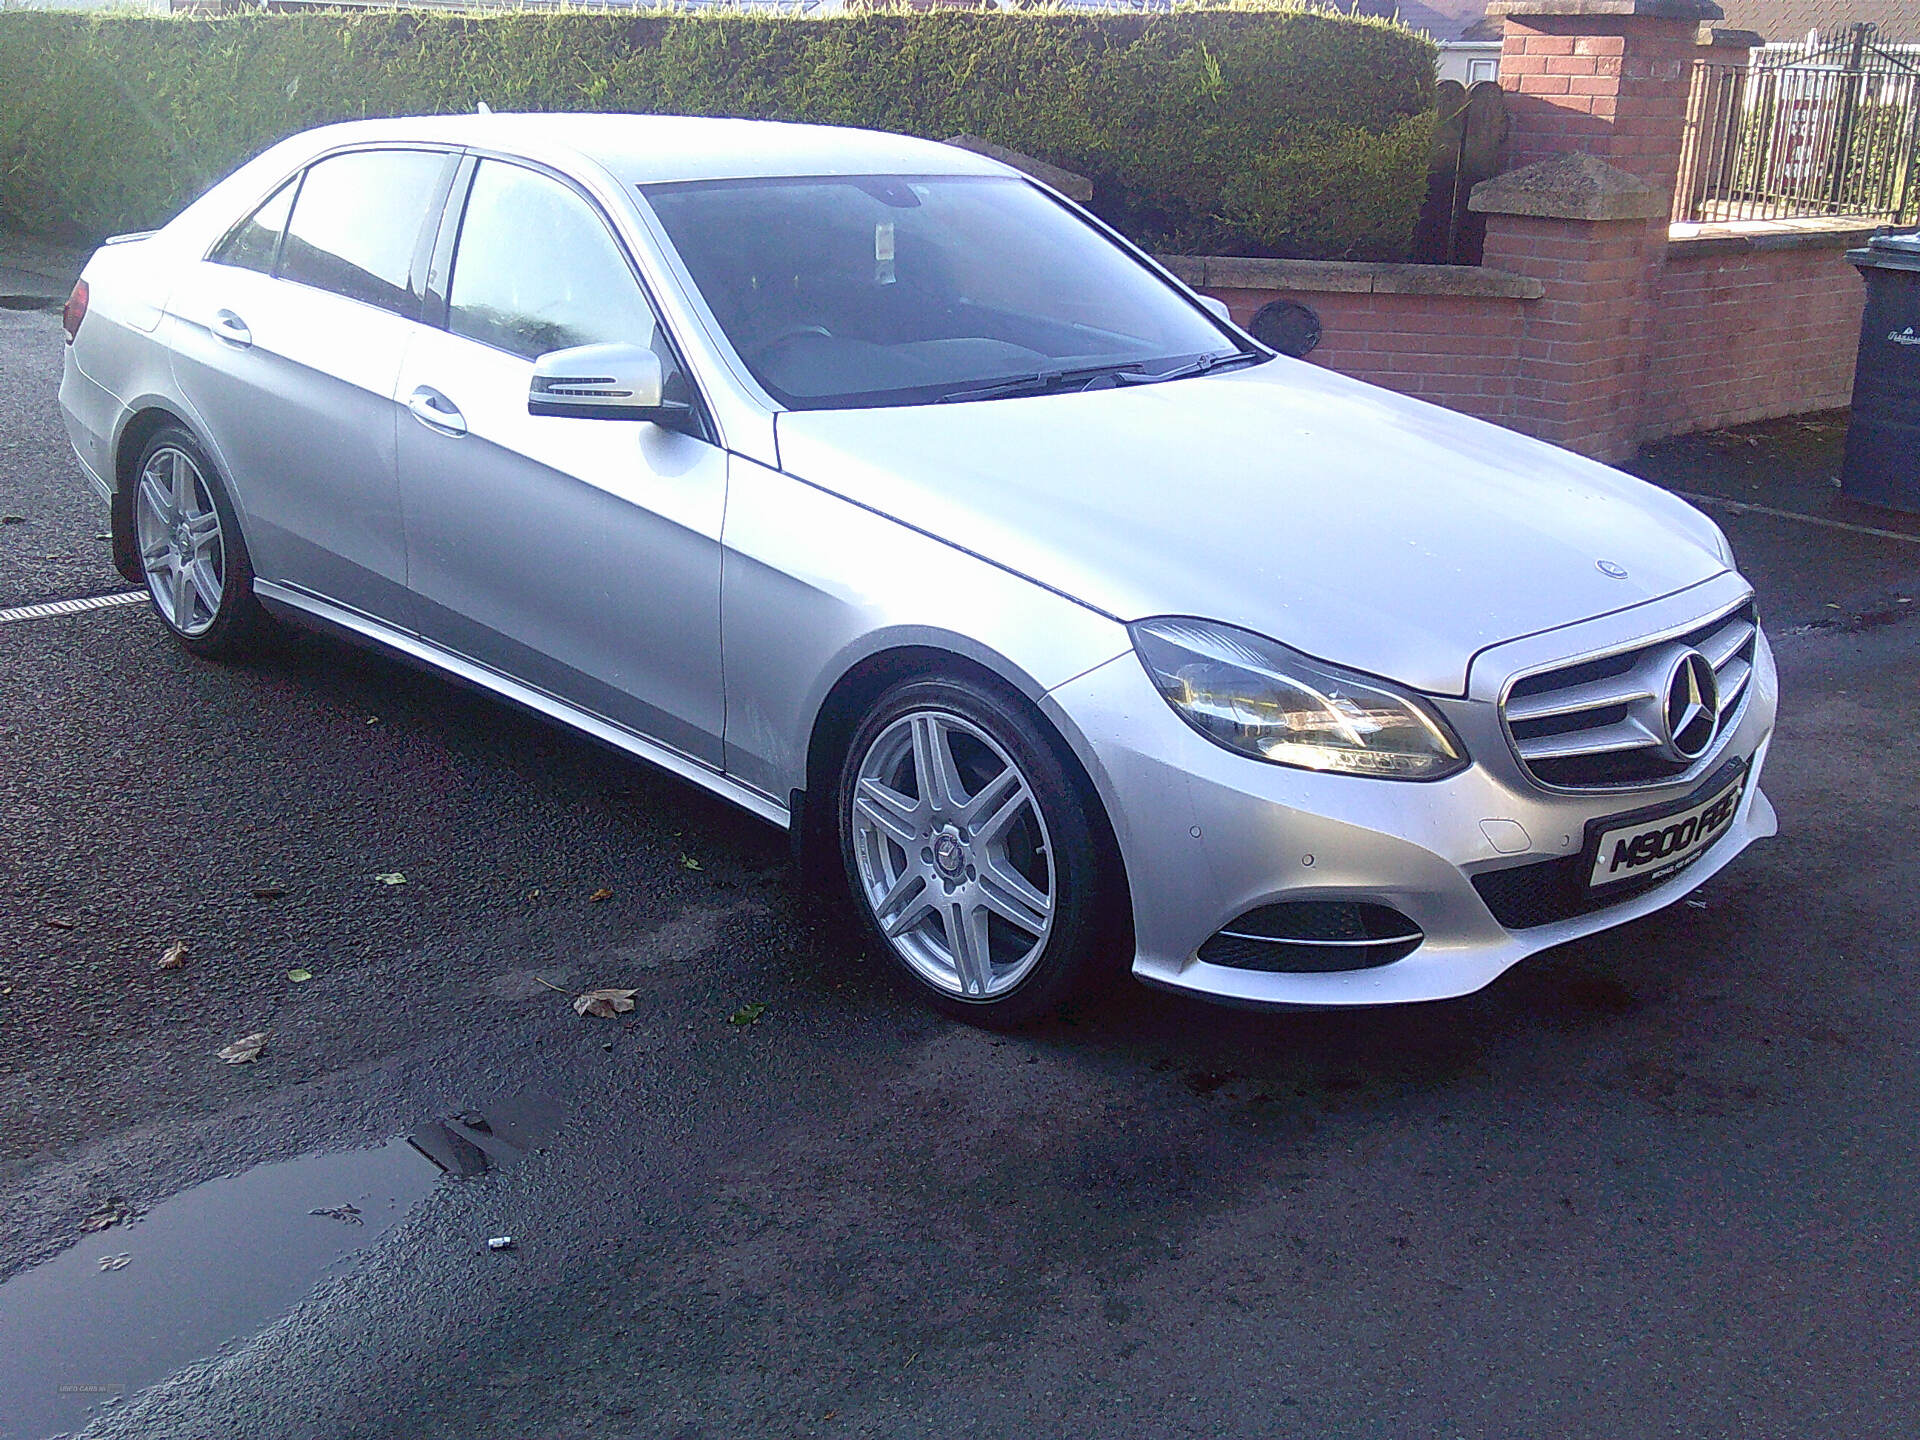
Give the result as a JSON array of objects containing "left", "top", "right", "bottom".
[{"left": 1131, "top": 618, "right": 1468, "bottom": 780}]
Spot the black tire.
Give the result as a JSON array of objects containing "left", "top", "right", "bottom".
[
  {"left": 836, "top": 672, "right": 1122, "bottom": 1027},
  {"left": 129, "top": 424, "right": 266, "bottom": 660}
]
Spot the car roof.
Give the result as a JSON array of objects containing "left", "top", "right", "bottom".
[{"left": 285, "top": 113, "right": 1016, "bottom": 187}]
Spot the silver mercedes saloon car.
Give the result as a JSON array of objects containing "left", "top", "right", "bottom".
[{"left": 59, "top": 115, "right": 1777, "bottom": 1024}]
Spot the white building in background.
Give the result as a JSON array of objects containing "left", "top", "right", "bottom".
[
  {"left": 1436, "top": 38, "right": 1502, "bottom": 84},
  {"left": 0, "top": 0, "right": 168, "bottom": 9}
]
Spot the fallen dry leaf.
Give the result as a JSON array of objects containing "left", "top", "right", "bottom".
[
  {"left": 98, "top": 1253, "right": 131, "bottom": 1272},
  {"left": 286, "top": 968, "right": 313, "bottom": 984},
  {"left": 44, "top": 916, "right": 75, "bottom": 931},
  {"left": 728, "top": 1002, "right": 768, "bottom": 1027},
  {"left": 252, "top": 884, "right": 288, "bottom": 900},
  {"left": 573, "top": 987, "right": 638, "bottom": 1018},
  {"left": 679, "top": 855, "right": 702, "bottom": 871},
  {"left": 374, "top": 872, "right": 407, "bottom": 886},
  {"left": 80, "top": 1198, "right": 134, "bottom": 1233},
  {"left": 217, "top": 1030, "right": 269, "bottom": 1065},
  {"left": 588, "top": 887, "right": 614, "bottom": 903},
  {"left": 157, "top": 941, "right": 188, "bottom": 971}
]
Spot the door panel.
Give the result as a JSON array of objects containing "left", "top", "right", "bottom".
[
  {"left": 169, "top": 265, "right": 417, "bottom": 619},
  {"left": 394, "top": 157, "right": 727, "bottom": 766},
  {"left": 395, "top": 327, "right": 727, "bottom": 764},
  {"left": 165, "top": 147, "right": 452, "bottom": 623}
]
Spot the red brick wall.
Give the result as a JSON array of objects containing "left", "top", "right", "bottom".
[
  {"left": 1179, "top": 7, "right": 1868, "bottom": 458},
  {"left": 1209, "top": 288, "right": 1527, "bottom": 426},
  {"left": 1202, "top": 234, "right": 1864, "bottom": 454},
  {"left": 1642, "top": 243, "right": 1866, "bottom": 439}
]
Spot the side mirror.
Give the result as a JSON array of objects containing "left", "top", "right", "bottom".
[
  {"left": 528, "top": 342, "right": 691, "bottom": 424},
  {"left": 1197, "top": 295, "right": 1232, "bottom": 324}
]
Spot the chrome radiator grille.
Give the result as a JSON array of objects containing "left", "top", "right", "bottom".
[{"left": 1502, "top": 600, "right": 1758, "bottom": 790}]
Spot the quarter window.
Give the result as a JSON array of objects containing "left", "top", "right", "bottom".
[
  {"left": 277, "top": 149, "right": 447, "bottom": 316},
  {"left": 210, "top": 178, "right": 296, "bottom": 275},
  {"left": 447, "top": 161, "right": 658, "bottom": 361}
]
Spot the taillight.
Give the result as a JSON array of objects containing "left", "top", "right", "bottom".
[{"left": 62, "top": 279, "right": 88, "bottom": 345}]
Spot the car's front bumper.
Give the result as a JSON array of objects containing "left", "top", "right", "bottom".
[{"left": 1043, "top": 573, "right": 1778, "bottom": 1008}]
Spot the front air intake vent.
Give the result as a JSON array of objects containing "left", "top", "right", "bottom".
[{"left": 1197, "top": 901, "right": 1422, "bottom": 973}]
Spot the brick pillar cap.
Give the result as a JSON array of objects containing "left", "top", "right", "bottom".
[
  {"left": 1700, "top": 26, "right": 1765, "bottom": 46},
  {"left": 1487, "top": 0, "right": 1722, "bottom": 19},
  {"left": 1469, "top": 153, "right": 1670, "bottom": 221}
]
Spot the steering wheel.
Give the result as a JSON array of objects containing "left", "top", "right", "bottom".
[{"left": 753, "top": 324, "right": 835, "bottom": 354}]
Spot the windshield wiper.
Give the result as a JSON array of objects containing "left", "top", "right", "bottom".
[
  {"left": 1113, "top": 350, "right": 1265, "bottom": 386},
  {"left": 934, "top": 362, "right": 1150, "bottom": 404},
  {"left": 933, "top": 349, "right": 1265, "bottom": 405}
]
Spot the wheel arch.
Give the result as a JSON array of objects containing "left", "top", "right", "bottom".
[{"left": 108, "top": 401, "right": 205, "bottom": 584}]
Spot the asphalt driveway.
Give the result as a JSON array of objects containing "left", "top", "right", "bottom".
[{"left": 3, "top": 298, "right": 1919, "bottom": 1440}]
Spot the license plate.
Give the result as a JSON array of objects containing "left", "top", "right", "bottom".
[{"left": 1586, "top": 768, "right": 1746, "bottom": 890}]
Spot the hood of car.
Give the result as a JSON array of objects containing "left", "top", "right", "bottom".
[{"left": 772, "top": 358, "right": 1730, "bottom": 696}]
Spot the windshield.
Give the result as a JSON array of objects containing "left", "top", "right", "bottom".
[{"left": 641, "top": 174, "right": 1246, "bottom": 410}]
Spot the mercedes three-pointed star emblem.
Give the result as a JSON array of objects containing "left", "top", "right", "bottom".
[{"left": 1662, "top": 649, "right": 1720, "bottom": 760}]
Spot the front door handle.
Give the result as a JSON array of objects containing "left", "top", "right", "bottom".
[
  {"left": 210, "top": 309, "right": 251, "bottom": 348},
  {"left": 407, "top": 386, "right": 467, "bottom": 437}
]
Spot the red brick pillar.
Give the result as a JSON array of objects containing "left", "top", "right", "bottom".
[
  {"left": 1473, "top": 157, "right": 1671, "bottom": 459},
  {"left": 1490, "top": 0, "right": 1717, "bottom": 197},
  {"left": 1468, "top": 0, "right": 1718, "bottom": 460}
]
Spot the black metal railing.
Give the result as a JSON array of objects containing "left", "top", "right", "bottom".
[{"left": 1674, "top": 24, "right": 1920, "bottom": 226}]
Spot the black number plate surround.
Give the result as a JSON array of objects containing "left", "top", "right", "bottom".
[{"left": 1581, "top": 758, "right": 1747, "bottom": 894}]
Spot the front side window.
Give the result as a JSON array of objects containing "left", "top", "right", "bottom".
[
  {"left": 277, "top": 149, "right": 447, "bottom": 316},
  {"left": 641, "top": 174, "right": 1241, "bottom": 410},
  {"left": 210, "top": 178, "right": 296, "bottom": 275},
  {"left": 447, "top": 160, "right": 659, "bottom": 362}
]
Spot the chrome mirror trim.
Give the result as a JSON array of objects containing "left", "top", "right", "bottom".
[{"left": 528, "top": 341, "right": 684, "bottom": 422}]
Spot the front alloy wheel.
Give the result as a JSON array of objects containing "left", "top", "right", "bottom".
[
  {"left": 851, "top": 709, "right": 1056, "bottom": 999},
  {"left": 838, "top": 675, "right": 1119, "bottom": 1025}
]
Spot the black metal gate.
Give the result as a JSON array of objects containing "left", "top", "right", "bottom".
[
  {"left": 1413, "top": 79, "right": 1508, "bottom": 265},
  {"left": 1674, "top": 24, "right": 1920, "bottom": 225}
]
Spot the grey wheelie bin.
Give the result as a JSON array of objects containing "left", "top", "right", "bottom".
[{"left": 1841, "top": 232, "right": 1920, "bottom": 514}]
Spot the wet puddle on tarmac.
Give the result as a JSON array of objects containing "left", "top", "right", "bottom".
[{"left": 0, "top": 1095, "right": 557, "bottom": 1439}]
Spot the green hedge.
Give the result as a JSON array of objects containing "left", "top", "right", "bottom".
[{"left": 0, "top": 6, "right": 1434, "bottom": 260}]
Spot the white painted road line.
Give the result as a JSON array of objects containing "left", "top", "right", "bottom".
[
  {"left": 1674, "top": 489, "right": 1920, "bottom": 546},
  {"left": 0, "top": 590, "right": 147, "bottom": 625}
]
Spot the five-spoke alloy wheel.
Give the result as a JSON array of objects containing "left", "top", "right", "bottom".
[
  {"left": 838, "top": 675, "right": 1119, "bottom": 1026},
  {"left": 131, "top": 426, "right": 262, "bottom": 657}
]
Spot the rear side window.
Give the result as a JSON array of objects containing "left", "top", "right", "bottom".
[
  {"left": 210, "top": 178, "right": 296, "bottom": 274},
  {"left": 277, "top": 149, "right": 447, "bottom": 316},
  {"left": 447, "top": 160, "right": 658, "bottom": 361}
]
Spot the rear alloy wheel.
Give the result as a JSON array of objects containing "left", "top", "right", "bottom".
[
  {"left": 132, "top": 426, "right": 263, "bottom": 657},
  {"left": 838, "top": 675, "right": 1117, "bottom": 1026}
]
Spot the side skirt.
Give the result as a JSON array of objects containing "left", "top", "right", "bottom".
[{"left": 253, "top": 580, "right": 791, "bottom": 831}]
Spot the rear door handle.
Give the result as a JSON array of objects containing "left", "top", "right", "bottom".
[
  {"left": 407, "top": 386, "right": 467, "bottom": 437},
  {"left": 210, "top": 310, "right": 251, "bottom": 348}
]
